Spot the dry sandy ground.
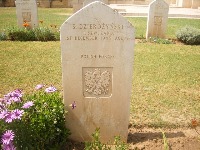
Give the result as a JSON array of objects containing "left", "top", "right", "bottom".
[
  {"left": 66, "top": 126, "right": 200, "bottom": 150},
  {"left": 128, "top": 127, "right": 200, "bottom": 150}
]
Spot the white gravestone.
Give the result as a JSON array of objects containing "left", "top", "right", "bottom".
[
  {"left": 15, "top": 0, "right": 38, "bottom": 28},
  {"left": 61, "top": 2, "right": 135, "bottom": 142},
  {"left": 146, "top": 0, "right": 169, "bottom": 39}
]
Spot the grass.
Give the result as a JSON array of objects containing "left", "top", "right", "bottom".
[
  {"left": 127, "top": 17, "right": 200, "bottom": 39},
  {"left": 0, "top": 7, "right": 72, "bottom": 31},
  {"left": 0, "top": 41, "right": 199, "bottom": 128},
  {"left": 0, "top": 7, "right": 200, "bottom": 128},
  {"left": 0, "top": 7, "right": 199, "bottom": 39},
  {"left": 0, "top": 41, "right": 62, "bottom": 94},
  {"left": 131, "top": 43, "right": 200, "bottom": 127}
]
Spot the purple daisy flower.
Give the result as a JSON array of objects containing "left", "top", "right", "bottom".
[
  {"left": 22, "top": 101, "right": 34, "bottom": 109},
  {"left": 1, "top": 130, "right": 15, "bottom": 145},
  {"left": 9, "top": 97, "right": 21, "bottom": 103},
  {"left": 0, "top": 101, "right": 6, "bottom": 111},
  {"left": 69, "top": 101, "right": 76, "bottom": 109},
  {"left": 2, "top": 95, "right": 12, "bottom": 105},
  {"left": 11, "top": 89, "right": 22, "bottom": 98},
  {"left": 45, "top": 86, "right": 57, "bottom": 93},
  {"left": 35, "top": 84, "right": 44, "bottom": 90},
  {"left": 0, "top": 110, "right": 8, "bottom": 119},
  {"left": 4, "top": 89, "right": 23, "bottom": 104},
  {"left": 2, "top": 142, "right": 16, "bottom": 150},
  {"left": 11, "top": 109, "right": 24, "bottom": 120},
  {"left": 0, "top": 98, "right": 4, "bottom": 104},
  {"left": 5, "top": 112, "right": 13, "bottom": 123}
]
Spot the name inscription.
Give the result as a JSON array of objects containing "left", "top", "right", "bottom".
[
  {"left": 81, "top": 54, "right": 114, "bottom": 59},
  {"left": 65, "top": 23, "right": 133, "bottom": 41},
  {"left": 73, "top": 23, "right": 123, "bottom": 30}
]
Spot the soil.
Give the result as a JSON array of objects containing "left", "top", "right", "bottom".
[
  {"left": 66, "top": 126, "right": 200, "bottom": 150},
  {"left": 128, "top": 127, "right": 200, "bottom": 150}
]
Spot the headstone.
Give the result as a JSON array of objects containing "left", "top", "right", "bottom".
[
  {"left": 61, "top": 2, "right": 134, "bottom": 142},
  {"left": 15, "top": 0, "right": 38, "bottom": 28},
  {"left": 146, "top": 0, "right": 169, "bottom": 39},
  {"left": 73, "top": 0, "right": 108, "bottom": 12},
  {"left": 177, "top": 0, "right": 192, "bottom": 8},
  {"left": 83, "top": 0, "right": 108, "bottom": 7}
]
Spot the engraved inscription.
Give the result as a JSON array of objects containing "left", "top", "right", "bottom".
[
  {"left": 81, "top": 54, "right": 114, "bottom": 59},
  {"left": 65, "top": 23, "right": 133, "bottom": 41},
  {"left": 72, "top": 23, "right": 123, "bottom": 30},
  {"left": 83, "top": 68, "right": 112, "bottom": 98},
  {"left": 22, "top": 12, "right": 31, "bottom": 22},
  {"left": 85, "top": 69, "right": 110, "bottom": 95},
  {"left": 154, "top": 16, "right": 162, "bottom": 26}
]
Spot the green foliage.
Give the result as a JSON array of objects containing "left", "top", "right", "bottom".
[
  {"left": 162, "top": 131, "right": 169, "bottom": 150},
  {"left": 6, "top": 26, "right": 59, "bottom": 41},
  {"left": 33, "top": 27, "right": 59, "bottom": 41},
  {"left": 0, "top": 8, "right": 200, "bottom": 39},
  {"left": 7, "top": 27, "right": 35, "bottom": 41},
  {"left": 1, "top": 42, "right": 200, "bottom": 128},
  {"left": 0, "top": 31, "right": 7, "bottom": 41},
  {"left": 1, "top": 89, "right": 70, "bottom": 149},
  {"left": 176, "top": 26, "right": 200, "bottom": 45},
  {"left": 114, "top": 136, "right": 129, "bottom": 150},
  {"left": 84, "top": 128, "right": 128, "bottom": 150},
  {"left": 148, "top": 37, "right": 174, "bottom": 44},
  {"left": 84, "top": 128, "right": 111, "bottom": 150},
  {"left": 127, "top": 17, "right": 200, "bottom": 39}
]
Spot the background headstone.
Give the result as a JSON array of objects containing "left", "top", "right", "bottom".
[
  {"left": 61, "top": 2, "right": 134, "bottom": 142},
  {"left": 15, "top": 0, "right": 38, "bottom": 28},
  {"left": 146, "top": 0, "right": 169, "bottom": 39},
  {"left": 74, "top": 0, "right": 108, "bottom": 13},
  {"left": 83, "top": 0, "right": 108, "bottom": 7}
]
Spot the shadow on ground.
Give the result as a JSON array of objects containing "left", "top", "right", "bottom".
[{"left": 128, "top": 130, "right": 185, "bottom": 144}]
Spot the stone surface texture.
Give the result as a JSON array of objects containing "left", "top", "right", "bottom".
[
  {"left": 15, "top": 0, "right": 38, "bottom": 28},
  {"left": 61, "top": 2, "right": 134, "bottom": 142},
  {"left": 146, "top": 0, "right": 169, "bottom": 39}
]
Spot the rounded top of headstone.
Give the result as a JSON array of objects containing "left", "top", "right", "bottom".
[
  {"left": 150, "top": 0, "right": 169, "bottom": 5},
  {"left": 60, "top": 1, "right": 134, "bottom": 34},
  {"left": 83, "top": 0, "right": 108, "bottom": 7}
]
